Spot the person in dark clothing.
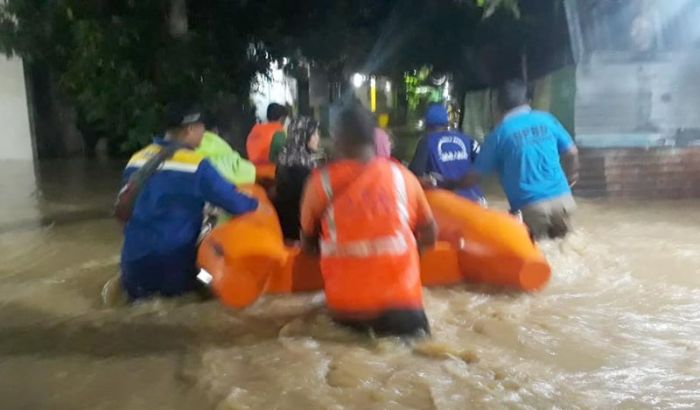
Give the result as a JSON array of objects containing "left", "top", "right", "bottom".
[{"left": 273, "top": 117, "right": 321, "bottom": 240}]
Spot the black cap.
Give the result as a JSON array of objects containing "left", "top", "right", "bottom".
[{"left": 164, "top": 101, "right": 203, "bottom": 129}]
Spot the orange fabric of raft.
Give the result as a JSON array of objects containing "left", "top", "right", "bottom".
[
  {"left": 254, "top": 164, "right": 276, "bottom": 191},
  {"left": 197, "top": 185, "right": 287, "bottom": 308},
  {"left": 267, "top": 247, "right": 324, "bottom": 294},
  {"left": 425, "top": 189, "right": 551, "bottom": 291},
  {"left": 197, "top": 186, "right": 551, "bottom": 310},
  {"left": 266, "top": 241, "right": 462, "bottom": 294}
]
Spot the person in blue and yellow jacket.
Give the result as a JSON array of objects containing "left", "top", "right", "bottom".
[{"left": 120, "top": 102, "right": 258, "bottom": 300}]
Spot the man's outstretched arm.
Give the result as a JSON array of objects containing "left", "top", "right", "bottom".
[{"left": 562, "top": 146, "right": 579, "bottom": 188}]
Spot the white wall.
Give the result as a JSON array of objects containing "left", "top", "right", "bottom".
[
  {"left": 0, "top": 54, "right": 33, "bottom": 160},
  {"left": 250, "top": 62, "right": 297, "bottom": 122},
  {"left": 575, "top": 51, "right": 700, "bottom": 148}
]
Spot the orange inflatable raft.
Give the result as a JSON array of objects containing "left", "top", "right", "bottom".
[
  {"left": 254, "top": 164, "right": 276, "bottom": 187},
  {"left": 197, "top": 186, "right": 551, "bottom": 308}
]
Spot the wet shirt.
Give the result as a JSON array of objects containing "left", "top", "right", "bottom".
[
  {"left": 196, "top": 131, "right": 256, "bottom": 186},
  {"left": 409, "top": 130, "right": 484, "bottom": 202},
  {"left": 121, "top": 139, "right": 258, "bottom": 264},
  {"left": 268, "top": 130, "right": 287, "bottom": 163},
  {"left": 301, "top": 159, "right": 433, "bottom": 238},
  {"left": 474, "top": 108, "right": 574, "bottom": 210}
]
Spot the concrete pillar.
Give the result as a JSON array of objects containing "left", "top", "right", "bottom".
[
  {"left": 0, "top": 54, "right": 39, "bottom": 228},
  {"left": 0, "top": 54, "right": 34, "bottom": 160}
]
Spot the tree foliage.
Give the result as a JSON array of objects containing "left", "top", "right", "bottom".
[
  {"left": 0, "top": 0, "right": 525, "bottom": 155},
  {"left": 1, "top": 0, "right": 280, "bottom": 153}
]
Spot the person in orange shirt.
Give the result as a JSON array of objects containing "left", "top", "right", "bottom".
[
  {"left": 300, "top": 105, "right": 438, "bottom": 338},
  {"left": 245, "top": 103, "right": 288, "bottom": 165}
]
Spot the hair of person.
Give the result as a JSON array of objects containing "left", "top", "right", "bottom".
[
  {"left": 334, "top": 104, "right": 375, "bottom": 147},
  {"left": 164, "top": 100, "right": 201, "bottom": 134},
  {"left": 203, "top": 111, "right": 219, "bottom": 132},
  {"left": 289, "top": 117, "right": 319, "bottom": 145},
  {"left": 426, "top": 124, "right": 448, "bottom": 132},
  {"left": 303, "top": 119, "right": 319, "bottom": 145},
  {"left": 497, "top": 79, "right": 529, "bottom": 112},
  {"left": 266, "top": 103, "right": 288, "bottom": 122}
]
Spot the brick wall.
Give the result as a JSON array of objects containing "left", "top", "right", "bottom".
[{"left": 575, "top": 147, "right": 700, "bottom": 199}]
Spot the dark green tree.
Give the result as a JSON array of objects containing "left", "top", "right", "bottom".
[
  {"left": 1, "top": 0, "right": 278, "bottom": 155},
  {"left": 0, "top": 0, "right": 526, "bottom": 156}
]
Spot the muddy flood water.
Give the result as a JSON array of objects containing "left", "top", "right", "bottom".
[{"left": 0, "top": 159, "right": 699, "bottom": 410}]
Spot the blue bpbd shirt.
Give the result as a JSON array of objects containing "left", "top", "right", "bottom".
[
  {"left": 474, "top": 108, "right": 575, "bottom": 211},
  {"left": 121, "top": 138, "right": 258, "bottom": 265},
  {"left": 409, "top": 130, "right": 485, "bottom": 202}
]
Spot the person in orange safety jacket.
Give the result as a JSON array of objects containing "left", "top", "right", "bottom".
[
  {"left": 300, "top": 104, "right": 438, "bottom": 338},
  {"left": 246, "top": 103, "right": 288, "bottom": 165}
]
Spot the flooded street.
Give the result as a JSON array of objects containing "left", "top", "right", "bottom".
[{"left": 0, "top": 159, "right": 699, "bottom": 410}]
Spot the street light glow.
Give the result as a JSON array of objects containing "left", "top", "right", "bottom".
[
  {"left": 352, "top": 73, "right": 365, "bottom": 88},
  {"left": 370, "top": 76, "right": 377, "bottom": 112}
]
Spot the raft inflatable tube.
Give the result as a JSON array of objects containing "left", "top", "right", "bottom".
[
  {"left": 425, "top": 190, "right": 551, "bottom": 291},
  {"left": 254, "top": 164, "right": 276, "bottom": 187},
  {"left": 198, "top": 187, "right": 551, "bottom": 309},
  {"left": 197, "top": 185, "right": 287, "bottom": 307},
  {"left": 262, "top": 240, "right": 464, "bottom": 294}
]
